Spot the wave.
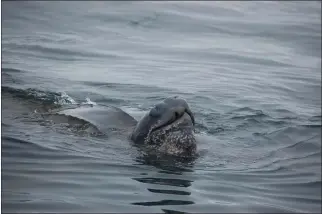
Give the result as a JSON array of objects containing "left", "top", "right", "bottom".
[
  {"left": 227, "top": 107, "right": 268, "bottom": 118},
  {"left": 2, "top": 85, "right": 105, "bottom": 138},
  {"left": 2, "top": 68, "right": 27, "bottom": 85},
  {"left": 2, "top": 86, "right": 69, "bottom": 105},
  {"left": 2, "top": 42, "right": 123, "bottom": 61},
  {"left": 194, "top": 106, "right": 294, "bottom": 135},
  {"left": 2, "top": 67, "right": 26, "bottom": 73},
  {"left": 1, "top": 85, "right": 97, "bottom": 107},
  {"left": 81, "top": 80, "right": 177, "bottom": 93},
  {"left": 2, "top": 135, "right": 59, "bottom": 152}
]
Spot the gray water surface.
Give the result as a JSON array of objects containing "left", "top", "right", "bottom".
[{"left": 1, "top": 1, "right": 321, "bottom": 213}]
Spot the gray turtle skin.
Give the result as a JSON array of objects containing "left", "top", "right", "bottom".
[
  {"left": 55, "top": 96, "right": 197, "bottom": 156},
  {"left": 130, "top": 96, "right": 196, "bottom": 156}
]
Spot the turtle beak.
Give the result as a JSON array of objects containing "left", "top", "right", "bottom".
[{"left": 185, "top": 108, "right": 195, "bottom": 126}]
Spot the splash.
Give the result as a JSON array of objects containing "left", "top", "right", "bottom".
[
  {"left": 55, "top": 92, "right": 78, "bottom": 105},
  {"left": 82, "top": 97, "right": 97, "bottom": 105}
]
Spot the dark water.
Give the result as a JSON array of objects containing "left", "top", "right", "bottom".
[{"left": 1, "top": 1, "right": 321, "bottom": 213}]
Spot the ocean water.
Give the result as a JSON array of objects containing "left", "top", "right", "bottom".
[{"left": 1, "top": 1, "right": 321, "bottom": 213}]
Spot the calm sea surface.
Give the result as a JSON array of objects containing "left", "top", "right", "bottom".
[{"left": 1, "top": 1, "right": 321, "bottom": 213}]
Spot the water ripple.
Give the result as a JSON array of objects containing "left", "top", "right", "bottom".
[
  {"left": 133, "top": 200, "right": 194, "bottom": 206},
  {"left": 2, "top": 1, "right": 321, "bottom": 213}
]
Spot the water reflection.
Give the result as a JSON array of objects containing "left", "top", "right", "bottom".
[
  {"left": 132, "top": 200, "right": 194, "bottom": 206},
  {"left": 133, "top": 177, "right": 193, "bottom": 188},
  {"left": 132, "top": 152, "right": 197, "bottom": 208},
  {"left": 147, "top": 189, "right": 191, "bottom": 196},
  {"left": 162, "top": 209, "right": 187, "bottom": 214},
  {"left": 134, "top": 151, "right": 197, "bottom": 174}
]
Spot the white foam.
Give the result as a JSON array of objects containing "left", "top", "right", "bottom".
[
  {"left": 55, "top": 92, "right": 78, "bottom": 105},
  {"left": 82, "top": 97, "right": 97, "bottom": 105}
]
